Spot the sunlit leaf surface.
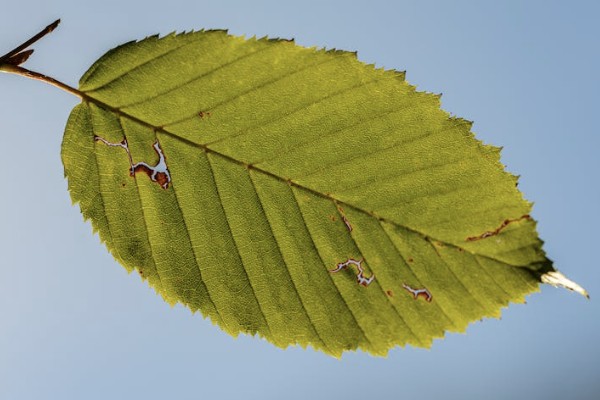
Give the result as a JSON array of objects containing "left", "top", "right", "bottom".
[{"left": 61, "top": 30, "right": 578, "bottom": 356}]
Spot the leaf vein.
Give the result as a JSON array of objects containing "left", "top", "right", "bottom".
[
  {"left": 168, "top": 169, "right": 225, "bottom": 326},
  {"left": 333, "top": 205, "right": 423, "bottom": 347},
  {"left": 325, "top": 152, "right": 475, "bottom": 195},
  {"left": 115, "top": 115, "right": 165, "bottom": 289},
  {"left": 119, "top": 44, "right": 275, "bottom": 110},
  {"left": 247, "top": 170, "right": 330, "bottom": 352},
  {"left": 253, "top": 103, "right": 408, "bottom": 167},
  {"left": 162, "top": 53, "right": 338, "bottom": 128},
  {"left": 84, "top": 38, "right": 200, "bottom": 92},
  {"left": 425, "top": 238, "right": 488, "bottom": 313},
  {"left": 377, "top": 220, "right": 457, "bottom": 329},
  {"left": 473, "top": 255, "right": 513, "bottom": 300},
  {"left": 294, "top": 119, "right": 472, "bottom": 182},
  {"left": 207, "top": 76, "right": 384, "bottom": 148},
  {"left": 204, "top": 153, "right": 273, "bottom": 337},
  {"left": 290, "top": 186, "right": 373, "bottom": 349},
  {"left": 89, "top": 109, "right": 116, "bottom": 250}
]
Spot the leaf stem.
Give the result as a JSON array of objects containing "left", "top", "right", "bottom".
[
  {"left": 1, "top": 63, "right": 83, "bottom": 99},
  {"left": 0, "top": 19, "right": 85, "bottom": 99}
]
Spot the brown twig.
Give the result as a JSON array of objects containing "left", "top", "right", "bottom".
[{"left": 0, "top": 19, "right": 60, "bottom": 65}]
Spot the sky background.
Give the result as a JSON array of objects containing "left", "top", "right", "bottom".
[{"left": 1, "top": 1, "right": 598, "bottom": 399}]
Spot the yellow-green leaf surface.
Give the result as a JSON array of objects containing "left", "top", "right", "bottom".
[{"left": 61, "top": 30, "right": 581, "bottom": 356}]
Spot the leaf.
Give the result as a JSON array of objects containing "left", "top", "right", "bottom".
[{"left": 60, "top": 30, "right": 585, "bottom": 356}]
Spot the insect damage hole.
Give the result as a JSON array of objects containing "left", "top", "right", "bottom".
[
  {"left": 402, "top": 283, "right": 432, "bottom": 302},
  {"left": 330, "top": 258, "right": 375, "bottom": 287},
  {"left": 94, "top": 135, "right": 172, "bottom": 189}
]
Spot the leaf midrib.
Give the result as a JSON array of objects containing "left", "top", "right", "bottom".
[{"left": 77, "top": 90, "right": 536, "bottom": 272}]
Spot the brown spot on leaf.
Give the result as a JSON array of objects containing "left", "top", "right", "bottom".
[
  {"left": 341, "top": 215, "right": 352, "bottom": 232},
  {"left": 334, "top": 204, "right": 353, "bottom": 231}
]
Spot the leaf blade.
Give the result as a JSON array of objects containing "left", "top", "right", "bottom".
[{"left": 62, "top": 29, "right": 578, "bottom": 356}]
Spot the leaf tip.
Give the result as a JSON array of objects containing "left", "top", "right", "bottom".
[{"left": 541, "top": 270, "right": 589, "bottom": 299}]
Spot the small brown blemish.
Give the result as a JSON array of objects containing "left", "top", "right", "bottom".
[
  {"left": 408, "top": 257, "right": 414, "bottom": 263},
  {"left": 330, "top": 258, "right": 374, "bottom": 287},
  {"left": 402, "top": 283, "right": 432, "bottom": 302},
  {"left": 341, "top": 215, "right": 352, "bottom": 232},
  {"left": 335, "top": 205, "right": 353, "bottom": 232},
  {"left": 466, "top": 214, "right": 532, "bottom": 242},
  {"left": 198, "top": 111, "right": 212, "bottom": 119},
  {"left": 386, "top": 290, "right": 394, "bottom": 297},
  {"left": 458, "top": 247, "right": 464, "bottom": 252},
  {"left": 426, "top": 237, "right": 443, "bottom": 258},
  {"left": 328, "top": 215, "right": 337, "bottom": 222}
]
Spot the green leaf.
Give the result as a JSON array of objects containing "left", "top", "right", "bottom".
[{"left": 61, "top": 30, "right": 585, "bottom": 356}]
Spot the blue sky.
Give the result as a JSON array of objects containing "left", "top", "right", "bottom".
[{"left": 1, "top": 1, "right": 598, "bottom": 399}]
